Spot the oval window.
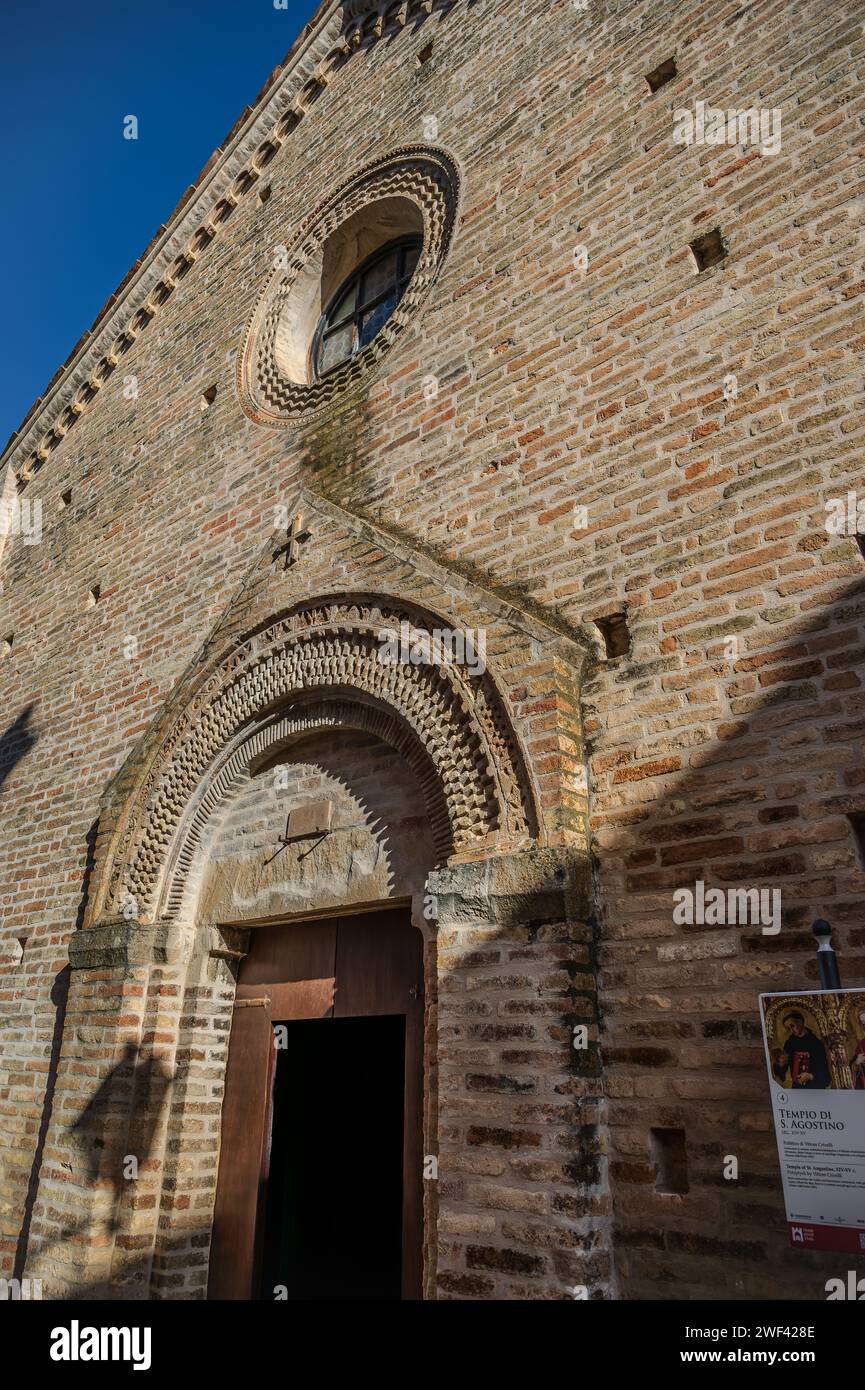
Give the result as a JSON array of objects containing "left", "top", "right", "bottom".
[{"left": 311, "top": 236, "right": 422, "bottom": 378}]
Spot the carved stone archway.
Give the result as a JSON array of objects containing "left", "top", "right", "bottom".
[
  {"left": 24, "top": 585, "right": 611, "bottom": 1303},
  {"left": 88, "top": 594, "right": 539, "bottom": 933}
]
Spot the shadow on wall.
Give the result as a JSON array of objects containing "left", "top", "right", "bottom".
[
  {"left": 69, "top": 1042, "right": 174, "bottom": 1186},
  {"left": 14, "top": 820, "right": 99, "bottom": 1279},
  {"left": 198, "top": 728, "right": 437, "bottom": 923},
  {"left": 0, "top": 703, "right": 36, "bottom": 800},
  {"left": 588, "top": 566, "right": 865, "bottom": 1298},
  {"left": 13, "top": 965, "right": 69, "bottom": 1282},
  {"left": 19, "top": 1043, "right": 175, "bottom": 1298}
]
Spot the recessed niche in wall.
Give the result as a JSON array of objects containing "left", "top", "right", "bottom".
[
  {"left": 650, "top": 1127, "right": 689, "bottom": 1194},
  {"left": 645, "top": 57, "right": 677, "bottom": 93},
  {"left": 257, "top": 185, "right": 272, "bottom": 205},
  {"left": 200, "top": 385, "right": 218, "bottom": 411},
  {"left": 0, "top": 634, "right": 13, "bottom": 657},
  {"left": 86, "top": 585, "right": 101, "bottom": 608},
  {"left": 60, "top": 488, "right": 73, "bottom": 509},
  {"left": 595, "top": 612, "right": 631, "bottom": 658},
  {"left": 416, "top": 41, "right": 434, "bottom": 67},
  {"left": 689, "top": 228, "right": 727, "bottom": 272}
]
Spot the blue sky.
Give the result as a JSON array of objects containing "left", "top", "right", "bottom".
[{"left": 0, "top": 0, "right": 320, "bottom": 450}]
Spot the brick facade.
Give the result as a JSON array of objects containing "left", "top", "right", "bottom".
[{"left": 1, "top": 0, "right": 863, "bottom": 1300}]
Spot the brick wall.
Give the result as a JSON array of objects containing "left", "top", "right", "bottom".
[{"left": 1, "top": 0, "right": 864, "bottom": 1299}]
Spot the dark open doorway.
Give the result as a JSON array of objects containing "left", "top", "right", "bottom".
[
  {"left": 208, "top": 908, "right": 424, "bottom": 1300},
  {"left": 259, "top": 1014, "right": 406, "bottom": 1300}
]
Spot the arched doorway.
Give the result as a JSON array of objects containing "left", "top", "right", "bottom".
[
  {"left": 192, "top": 714, "right": 437, "bottom": 1301},
  {"left": 27, "top": 583, "right": 606, "bottom": 1302},
  {"left": 52, "top": 596, "right": 542, "bottom": 1297}
]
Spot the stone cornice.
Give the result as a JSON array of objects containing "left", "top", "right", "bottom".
[{"left": 1, "top": 0, "right": 456, "bottom": 495}]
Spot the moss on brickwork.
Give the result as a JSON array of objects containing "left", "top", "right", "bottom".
[{"left": 296, "top": 380, "right": 373, "bottom": 504}]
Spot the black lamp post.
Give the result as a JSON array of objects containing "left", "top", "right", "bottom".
[{"left": 812, "top": 918, "right": 842, "bottom": 990}]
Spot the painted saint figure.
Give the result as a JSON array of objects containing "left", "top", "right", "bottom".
[{"left": 772, "top": 1010, "right": 831, "bottom": 1089}]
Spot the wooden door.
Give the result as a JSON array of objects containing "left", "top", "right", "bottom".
[
  {"left": 208, "top": 907, "right": 424, "bottom": 1300},
  {"left": 206, "top": 998, "right": 275, "bottom": 1300}
]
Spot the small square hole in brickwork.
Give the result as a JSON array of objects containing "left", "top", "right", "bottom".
[
  {"left": 257, "top": 185, "right": 272, "bottom": 205},
  {"left": 1, "top": 633, "right": 13, "bottom": 656},
  {"left": 416, "top": 41, "right": 434, "bottom": 67},
  {"left": 15, "top": 937, "right": 27, "bottom": 967},
  {"left": 650, "top": 1127, "right": 689, "bottom": 1194},
  {"left": 856, "top": 535, "right": 865, "bottom": 564},
  {"left": 847, "top": 812, "right": 865, "bottom": 868},
  {"left": 86, "top": 585, "right": 101, "bottom": 608},
  {"left": 595, "top": 612, "right": 630, "bottom": 659},
  {"left": 645, "top": 57, "right": 677, "bottom": 93},
  {"left": 200, "top": 385, "right": 218, "bottom": 411},
  {"left": 60, "top": 488, "right": 72, "bottom": 509},
  {"left": 689, "top": 228, "right": 727, "bottom": 272}
]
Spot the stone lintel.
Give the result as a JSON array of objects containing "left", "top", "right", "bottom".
[
  {"left": 69, "top": 917, "right": 196, "bottom": 970},
  {"left": 427, "top": 846, "right": 592, "bottom": 927}
]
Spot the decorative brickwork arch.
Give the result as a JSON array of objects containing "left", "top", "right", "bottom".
[
  {"left": 52, "top": 583, "right": 596, "bottom": 1304},
  {"left": 35, "top": 577, "right": 599, "bottom": 1303},
  {"left": 91, "top": 595, "right": 538, "bottom": 928}
]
